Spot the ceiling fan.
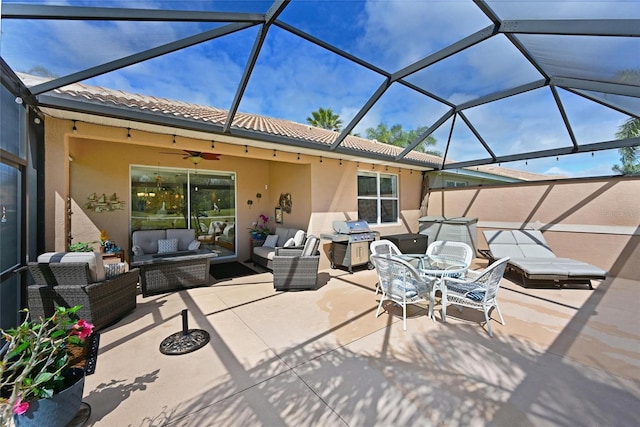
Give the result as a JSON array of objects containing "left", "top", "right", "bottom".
[{"left": 160, "top": 150, "right": 221, "bottom": 165}]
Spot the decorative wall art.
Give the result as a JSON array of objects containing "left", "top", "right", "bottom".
[
  {"left": 275, "top": 207, "right": 283, "bottom": 224},
  {"left": 85, "top": 193, "right": 126, "bottom": 212},
  {"left": 279, "top": 192, "right": 292, "bottom": 214}
]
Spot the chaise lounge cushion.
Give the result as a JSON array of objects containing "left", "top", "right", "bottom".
[{"left": 483, "top": 230, "right": 607, "bottom": 283}]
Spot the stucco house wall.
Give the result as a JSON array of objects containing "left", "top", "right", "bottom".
[{"left": 42, "top": 118, "right": 424, "bottom": 268}]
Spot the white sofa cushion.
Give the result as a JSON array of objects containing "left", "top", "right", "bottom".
[
  {"left": 37, "top": 251, "right": 106, "bottom": 283},
  {"left": 293, "top": 230, "right": 306, "bottom": 246},
  {"left": 301, "top": 236, "right": 320, "bottom": 256}
]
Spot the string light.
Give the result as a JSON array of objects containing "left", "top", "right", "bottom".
[
  {"left": 245, "top": 145, "right": 248, "bottom": 153},
  {"left": 320, "top": 156, "right": 323, "bottom": 163},
  {"left": 172, "top": 135, "right": 176, "bottom": 145},
  {"left": 273, "top": 149, "right": 277, "bottom": 157},
  {"left": 297, "top": 153, "right": 300, "bottom": 160},
  {"left": 72, "top": 120, "right": 77, "bottom": 133},
  {"left": 339, "top": 159, "right": 342, "bottom": 165},
  {"left": 127, "top": 128, "right": 131, "bottom": 140},
  {"left": 211, "top": 141, "right": 215, "bottom": 149}
]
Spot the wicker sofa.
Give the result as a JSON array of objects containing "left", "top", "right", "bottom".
[
  {"left": 131, "top": 229, "right": 202, "bottom": 263},
  {"left": 252, "top": 226, "right": 307, "bottom": 270},
  {"left": 27, "top": 251, "right": 138, "bottom": 330},
  {"left": 130, "top": 229, "right": 214, "bottom": 296}
]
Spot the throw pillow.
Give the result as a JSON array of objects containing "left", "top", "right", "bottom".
[
  {"left": 188, "top": 240, "right": 201, "bottom": 251},
  {"left": 293, "top": 230, "right": 306, "bottom": 246},
  {"left": 284, "top": 237, "right": 296, "bottom": 247},
  {"left": 264, "top": 234, "right": 279, "bottom": 248},
  {"left": 302, "top": 236, "right": 319, "bottom": 256},
  {"left": 158, "top": 238, "right": 179, "bottom": 253},
  {"left": 132, "top": 245, "right": 144, "bottom": 256}
]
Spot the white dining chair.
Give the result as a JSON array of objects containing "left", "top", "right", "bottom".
[
  {"left": 370, "top": 254, "right": 434, "bottom": 330},
  {"left": 370, "top": 240, "right": 402, "bottom": 294}
]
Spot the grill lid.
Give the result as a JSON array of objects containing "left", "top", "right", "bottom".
[{"left": 333, "top": 220, "right": 371, "bottom": 234}]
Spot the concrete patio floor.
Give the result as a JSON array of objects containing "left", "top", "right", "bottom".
[{"left": 81, "top": 261, "right": 640, "bottom": 426}]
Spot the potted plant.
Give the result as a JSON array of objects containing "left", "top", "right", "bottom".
[
  {"left": 0, "top": 306, "right": 94, "bottom": 427},
  {"left": 248, "top": 214, "right": 270, "bottom": 241},
  {"left": 68, "top": 242, "right": 94, "bottom": 252},
  {"left": 99, "top": 229, "right": 109, "bottom": 253}
]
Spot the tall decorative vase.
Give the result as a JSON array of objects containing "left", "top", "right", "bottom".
[{"left": 14, "top": 368, "right": 85, "bottom": 427}]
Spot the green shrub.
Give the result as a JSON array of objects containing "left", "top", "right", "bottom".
[{"left": 68, "top": 242, "right": 94, "bottom": 252}]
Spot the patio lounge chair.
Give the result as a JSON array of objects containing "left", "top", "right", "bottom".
[{"left": 481, "top": 230, "right": 607, "bottom": 289}]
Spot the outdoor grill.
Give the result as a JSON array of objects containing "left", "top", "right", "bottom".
[{"left": 321, "top": 220, "right": 379, "bottom": 273}]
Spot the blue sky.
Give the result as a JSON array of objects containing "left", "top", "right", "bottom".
[{"left": 3, "top": 0, "right": 638, "bottom": 178}]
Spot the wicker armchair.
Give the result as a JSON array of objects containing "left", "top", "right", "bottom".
[
  {"left": 27, "top": 262, "right": 139, "bottom": 331},
  {"left": 272, "top": 235, "right": 321, "bottom": 291}
]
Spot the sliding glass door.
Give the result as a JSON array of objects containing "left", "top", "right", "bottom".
[{"left": 131, "top": 165, "right": 236, "bottom": 254}]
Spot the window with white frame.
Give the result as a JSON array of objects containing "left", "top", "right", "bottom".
[{"left": 357, "top": 171, "right": 398, "bottom": 224}]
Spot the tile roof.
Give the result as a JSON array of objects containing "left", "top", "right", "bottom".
[{"left": 22, "top": 73, "right": 552, "bottom": 180}]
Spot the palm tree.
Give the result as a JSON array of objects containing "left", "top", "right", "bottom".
[
  {"left": 612, "top": 117, "right": 640, "bottom": 175},
  {"left": 306, "top": 107, "right": 342, "bottom": 131},
  {"left": 610, "top": 69, "right": 640, "bottom": 175},
  {"left": 366, "top": 123, "right": 441, "bottom": 156}
]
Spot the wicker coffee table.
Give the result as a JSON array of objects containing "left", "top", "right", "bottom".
[{"left": 131, "top": 251, "right": 215, "bottom": 297}]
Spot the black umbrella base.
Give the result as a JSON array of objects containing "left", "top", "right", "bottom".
[{"left": 159, "top": 329, "right": 210, "bottom": 355}]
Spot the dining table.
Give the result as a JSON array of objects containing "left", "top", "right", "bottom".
[{"left": 396, "top": 253, "right": 469, "bottom": 317}]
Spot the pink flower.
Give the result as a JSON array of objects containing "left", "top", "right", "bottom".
[
  {"left": 13, "top": 399, "right": 29, "bottom": 415},
  {"left": 71, "top": 319, "right": 94, "bottom": 340}
]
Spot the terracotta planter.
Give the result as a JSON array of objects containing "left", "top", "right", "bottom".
[{"left": 14, "top": 368, "right": 85, "bottom": 427}]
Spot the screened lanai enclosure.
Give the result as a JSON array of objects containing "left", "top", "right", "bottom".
[
  {"left": 1, "top": 1, "right": 640, "bottom": 330},
  {"left": 2, "top": 0, "right": 639, "bottom": 181}
]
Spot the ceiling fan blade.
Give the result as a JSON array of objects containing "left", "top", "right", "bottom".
[
  {"left": 200, "top": 152, "right": 221, "bottom": 160},
  {"left": 159, "top": 152, "right": 185, "bottom": 155}
]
